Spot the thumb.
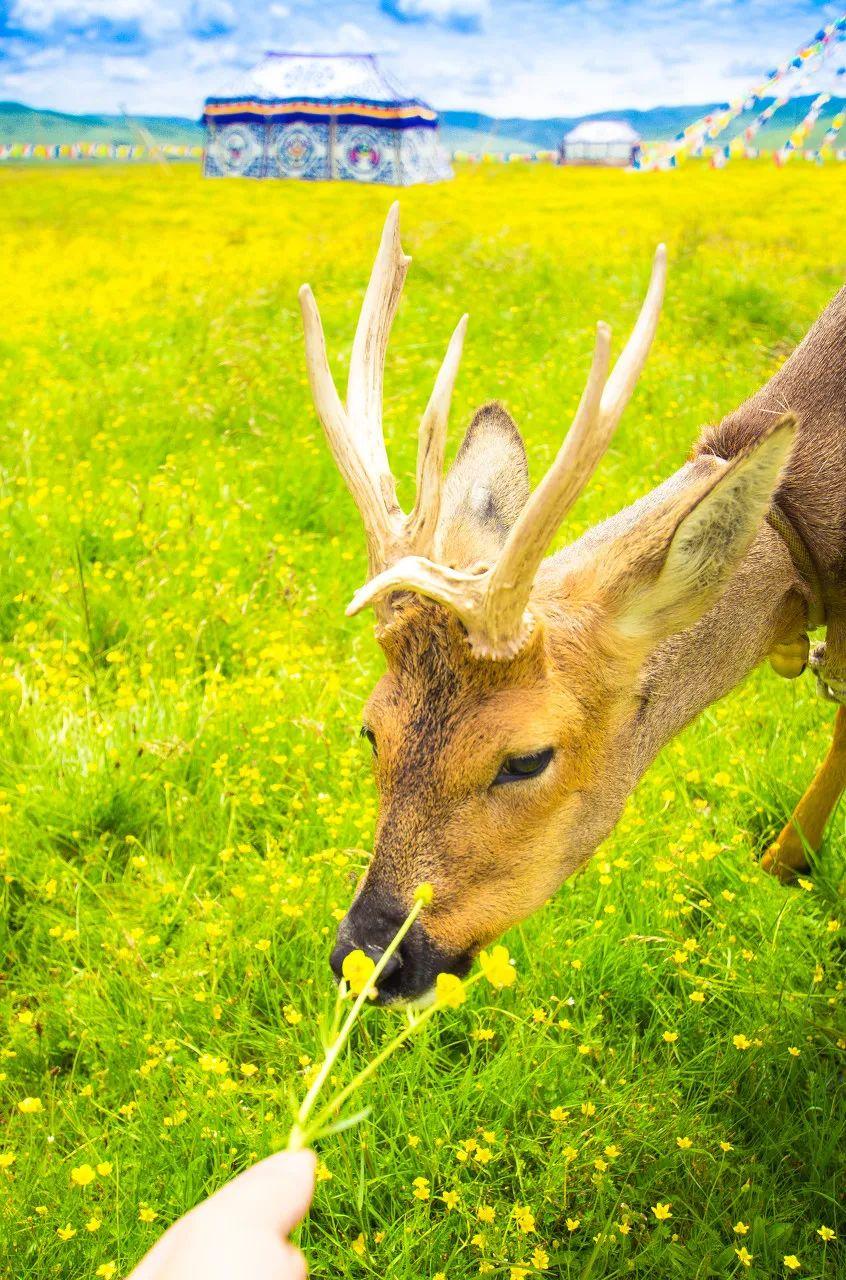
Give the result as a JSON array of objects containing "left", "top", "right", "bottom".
[{"left": 212, "top": 1149, "right": 317, "bottom": 1238}]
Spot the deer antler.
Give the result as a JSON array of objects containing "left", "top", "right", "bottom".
[
  {"left": 299, "top": 202, "right": 468, "bottom": 614},
  {"left": 300, "top": 205, "right": 666, "bottom": 659}
]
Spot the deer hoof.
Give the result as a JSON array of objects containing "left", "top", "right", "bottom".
[{"left": 760, "top": 844, "right": 809, "bottom": 883}]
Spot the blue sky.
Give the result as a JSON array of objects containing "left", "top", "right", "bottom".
[{"left": 0, "top": 0, "right": 843, "bottom": 119}]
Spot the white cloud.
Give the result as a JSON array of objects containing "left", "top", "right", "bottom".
[
  {"left": 101, "top": 54, "right": 153, "bottom": 81},
  {"left": 335, "top": 21, "right": 373, "bottom": 49},
  {"left": 383, "top": 0, "right": 490, "bottom": 30},
  {"left": 269, "top": 2, "right": 290, "bottom": 15},
  {"left": 12, "top": 0, "right": 181, "bottom": 38}
]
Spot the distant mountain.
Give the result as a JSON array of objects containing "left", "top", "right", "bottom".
[
  {"left": 439, "top": 104, "right": 721, "bottom": 149},
  {"left": 2, "top": 96, "right": 845, "bottom": 153},
  {"left": 0, "top": 101, "right": 202, "bottom": 145}
]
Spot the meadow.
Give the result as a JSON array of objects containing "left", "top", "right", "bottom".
[{"left": 0, "top": 158, "right": 844, "bottom": 1279}]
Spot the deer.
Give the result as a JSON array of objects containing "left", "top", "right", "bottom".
[{"left": 298, "top": 204, "right": 846, "bottom": 1004}]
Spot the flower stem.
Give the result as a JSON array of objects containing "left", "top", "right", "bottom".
[
  {"left": 286, "top": 896, "right": 425, "bottom": 1151},
  {"left": 306, "top": 973, "right": 484, "bottom": 1139}
]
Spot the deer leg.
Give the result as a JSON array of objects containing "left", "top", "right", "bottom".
[{"left": 761, "top": 706, "right": 846, "bottom": 882}]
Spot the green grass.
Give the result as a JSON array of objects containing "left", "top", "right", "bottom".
[{"left": 0, "top": 160, "right": 844, "bottom": 1280}]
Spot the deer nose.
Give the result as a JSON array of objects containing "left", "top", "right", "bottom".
[
  {"left": 329, "top": 888, "right": 472, "bottom": 1004},
  {"left": 329, "top": 891, "right": 407, "bottom": 997},
  {"left": 329, "top": 937, "right": 403, "bottom": 986}
]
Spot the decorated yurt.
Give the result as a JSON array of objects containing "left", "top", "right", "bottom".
[
  {"left": 202, "top": 52, "right": 452, "bottom": 184},
  {"left": 560, "top": 120, "right": 642, "bottom": 167}
]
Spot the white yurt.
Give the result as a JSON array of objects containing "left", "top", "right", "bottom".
[
  {"left": 203, "top": 52, "right": 453, "bottom": 185},
  {"left": 560, "top": 120, "right": 642, "bottom": 167}
]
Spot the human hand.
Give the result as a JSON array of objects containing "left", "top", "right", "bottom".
[{"left": 128, "top": 1149, "right": 316, "bottom": 1280}]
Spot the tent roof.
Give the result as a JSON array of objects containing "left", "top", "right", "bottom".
[
  {"left": 205, "top": 52, "right": 431, "bottom": 110},
  {"left": 564, "top": 119, "right": 641, "bottom": 144}
]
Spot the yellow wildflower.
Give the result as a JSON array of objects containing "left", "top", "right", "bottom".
[
  {"left": 18, "top": 1097, "right": 43, "bottom": 1114},
  {"left": 652, "top": 1202, "right": 672, "bottom": 1221},
  {"left": 341, "top": 949, "right": 376, "bottom": 996},
  {"left": 435, "top": 972, "right": 466, "bottom": 1008},
  {"left": 71, "top": 1163, "right": 96, "bottom": 1186},
  {"left": 479, "top": 945, "right": 516, "bottom": 989}
]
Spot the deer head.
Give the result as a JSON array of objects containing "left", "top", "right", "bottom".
[{"left": 300, "top": 205, "right": 796, "bottom": 1003}]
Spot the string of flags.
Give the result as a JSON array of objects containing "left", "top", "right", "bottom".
[
  {"left": 645, "top": 11, "right": 846, "bottom": 170},
  {"left": 776, "top": 91, "right": 831, "bottom": 163},
  {"left": 0, "top": 141, "right": 203, "bottom": 161},
  {"left": 450, "top": 149, "right": 557, "bottom": 163}
]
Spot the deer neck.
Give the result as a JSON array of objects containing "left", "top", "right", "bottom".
[
  {"left": 547, "top": 457, "right": 811, "bottom": 788},
  {"left": 629, "top": 507, "right": 808, "bottom": 780}
]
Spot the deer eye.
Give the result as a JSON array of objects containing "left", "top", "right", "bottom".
[
  {"left": 360, "top": 726, "right": 377, "bottom": 756},
  {"left": 493, "top": 747, "right": 554, "bottom": 786}
]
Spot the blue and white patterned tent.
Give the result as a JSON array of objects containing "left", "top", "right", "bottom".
[{"left": 203, "top": 52, "right": 452, "bottom": 185}]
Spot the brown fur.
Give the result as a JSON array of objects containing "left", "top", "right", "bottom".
[{"left": 343, "top": 283, "right": 846, "bottom": 972}]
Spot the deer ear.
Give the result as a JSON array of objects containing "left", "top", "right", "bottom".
[
  {"left": 597, "top": 415, "right": 797, "bottom": 644},
  {"left": 435, "top": 403, "right": 530, "bottom": 568}
]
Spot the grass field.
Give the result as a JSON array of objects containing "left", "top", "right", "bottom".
[{"left": 0, "top": 160, "right": 844, "bottom": 1280}]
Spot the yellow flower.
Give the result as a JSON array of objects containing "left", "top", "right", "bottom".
[
  {"left": 689, "top": 991, "right": 706, "bottom": 1003},
  {"left": 139, "top": 1205, "right": 158, "bottom": 1222},
  {"left": 652, "top": 1202, "right": 672, "bottom": 1221},
  {"left": 477, "top": 1205, "right": 495, "bottom": 1224},
  {"left": 240, "top": 1063, "right": 258, "bottom": 1076},
  {"left": 788, "top": 1046, "right": 800, "bottom": 1057},
  {"left": 719, "top": 1141, "right": 734, "bottom": 1152},
  {"left": 0, "top": 1153, "right": 16, "bottom": 1168},
  {"left": 604, "top": 1144, "right": 620, "bottom": 1159},
  {"left": 57, "top": 1224, "right": 77, "bottom": 1241},
  {"left": 412, "top": 1176, "right": 430, "bottom": 1201},
  {"left": 783, "top": 1257, "right": 801, "bottom": 1272},
  {"left": 351, "top": 1234, "right": 366, "bottom": 1257},
  {"left": 510, "top": 1268, "right": 529, "bottom": 1280},
  {"left": 563, "top": 1145, "right": 578, "bottom": 1162},
  {"left": 18, "top": 1097, "right": 43, "bottom": 1114},
  {"left": 735, "top": 1246, "right": 754, "bottom": 1267},
  {"left": 413, "top": 882, "right": 434, "bottom": 905},
  {"left": 96, "top": 1162, "right": 113, "bottom": 1176},
  {"left": 733, "top": 1222, "right": 749, "bottom": 1235},
  {"left": 676, "top": 1137, "right": 692, "bottom": 1149},
  {"left": 441, "top": 1189, "right": 460, "bottom": 1210},
  {"left": 435, "top": 972, "right": 466, "bottom": 1008},
  {"left": 817, "top": 1226, "right": 835, "bottom": 1242},
  {"left": 407, "top": 1134, "right": 420, "bottom": 1148},
  {"left": 341, "top": 949, "right": 376, "bottom": 996},
  {"left": 662, "top": 1030, "right": 679, "bottom": 1043},
  {"left": 479, "top": 945, "right": 516, "bottom": 989},
  {"left": 550, "top": 1106, "right": 569, "bottom": 1122},
  {"left": 95, "top": 1265, "right": 117, "bottom": 1280},
  {"left": 531, "top": 1247, "right": 550, "bottom": 1269},
  {"left": 514, "top": 1205, "right": 535, "bottom": 1233},
  {"left": 86, "top": 1218, "right": 101, "bottom": 1232},
  {"left": 566, "top": 1217, "right": 581, "bottom": 1232},
  {"left": 733, "top": 1034, "right": 752, "bottom": 1050},
  {"left": 71, "top": 1163, "right": 96, "bottom": 1186}
]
